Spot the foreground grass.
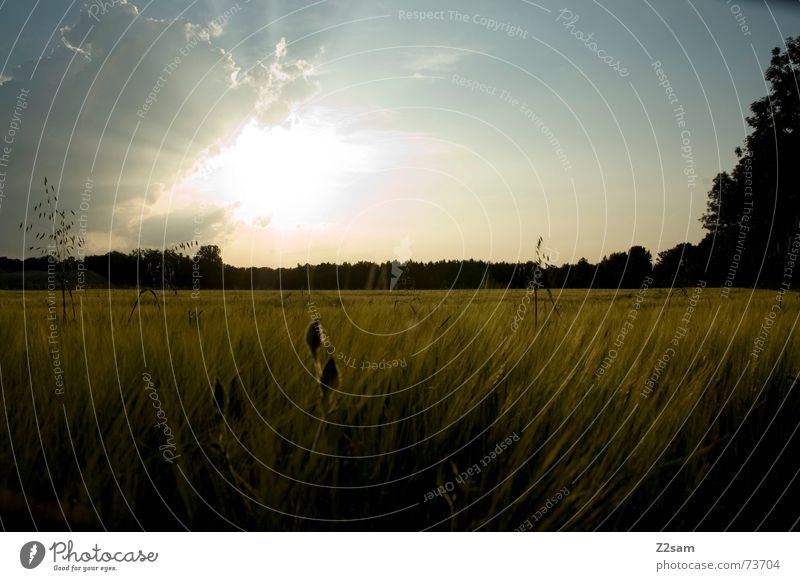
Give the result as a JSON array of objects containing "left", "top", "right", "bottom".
[{"left": 0, "top": 287, "right": 798, "bottom": 530}]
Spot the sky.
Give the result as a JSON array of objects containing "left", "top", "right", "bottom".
[{"left": 0, "top": 0, "right": 799, "bottom": 267}]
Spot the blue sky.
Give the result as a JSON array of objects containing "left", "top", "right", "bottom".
[{"left": 1, "top": 0, "right": 799, "bottom": 266}]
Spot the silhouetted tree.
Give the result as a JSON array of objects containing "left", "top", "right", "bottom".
[
  {"left": 624, "top": 246, "right": 653, "bottom": 287},
  {"left": 196, "top": 244, "right": 223, "bottom": 288},
  {"left": 654, "top": 243, "right": 697, "bottom": 288},
  {"left": 597, "top": 252, "right": 627, "bottom": 288},
  {"left": 699, "top": 36, "right": 800, "bottom": 287}
]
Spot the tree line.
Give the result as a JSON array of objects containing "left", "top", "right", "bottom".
[{"left": 0, "top": 239, "right": 784, "bottom": 291}]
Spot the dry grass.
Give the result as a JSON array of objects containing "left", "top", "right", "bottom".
[{"left": 0, "top": 288, "right": 798, "bottom": 530}]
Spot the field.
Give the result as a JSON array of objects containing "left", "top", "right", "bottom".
[{"left": 1, "top": 287, "right": 798, "bottom": 531}]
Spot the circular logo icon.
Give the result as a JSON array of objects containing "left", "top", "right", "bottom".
[{"left": 20, "top": 541, "right": 46, "bottom": 569}]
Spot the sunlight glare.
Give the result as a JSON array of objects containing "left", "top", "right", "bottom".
[{"left": 196, "top": 115, "right": 374, "bottom": 227}]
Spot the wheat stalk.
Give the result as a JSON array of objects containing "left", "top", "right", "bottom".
[
  {"left": 306, "top": 321, "right": 339, "bottom": 450},
  {"left": 213, "top": 377, "right": 257, "bottom": 498}
]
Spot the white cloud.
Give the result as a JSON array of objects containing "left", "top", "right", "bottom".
[{"left": 402, "top": 49, "right": 466, "bottom": 73}]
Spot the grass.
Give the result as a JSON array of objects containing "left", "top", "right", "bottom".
[{"left": 0, "top": 287, "right": 798, "bottom": 531}]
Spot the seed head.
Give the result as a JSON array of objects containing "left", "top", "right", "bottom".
[
  {"left": 214, "top": 378, "right": 225, "bottom": 412},
  {"left": 320, "top": 357, "right": 339, "bottom": 398},
  {"left": 228, "top": 375, "right": 242, "bottom": 420},
  {"left": 319, "top": 357, "right": 339, "bottom": 409},
  {"left": 306, "top": 321, "right": 322, "bottom": 358}
]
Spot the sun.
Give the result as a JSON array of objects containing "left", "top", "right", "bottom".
[{"left": 192, "top": 114, "right": 373, "bottom": 227}]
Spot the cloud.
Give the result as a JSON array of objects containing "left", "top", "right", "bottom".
[
  {"left": 134, "top": 205, "right": 230, "bottom": 247},
  {"left": 402, "top": 49, "right": 466, "bottom": 74},
  {"left": 0, "top": 0, "right": 317, "bottom": 257},
  {"left": 242, "top": 44, "right": 317, "bottom": 125}
]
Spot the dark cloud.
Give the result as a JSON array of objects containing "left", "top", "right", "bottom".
[{"left": 135, "top": 204, "right": 230, "bottom": 247}]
